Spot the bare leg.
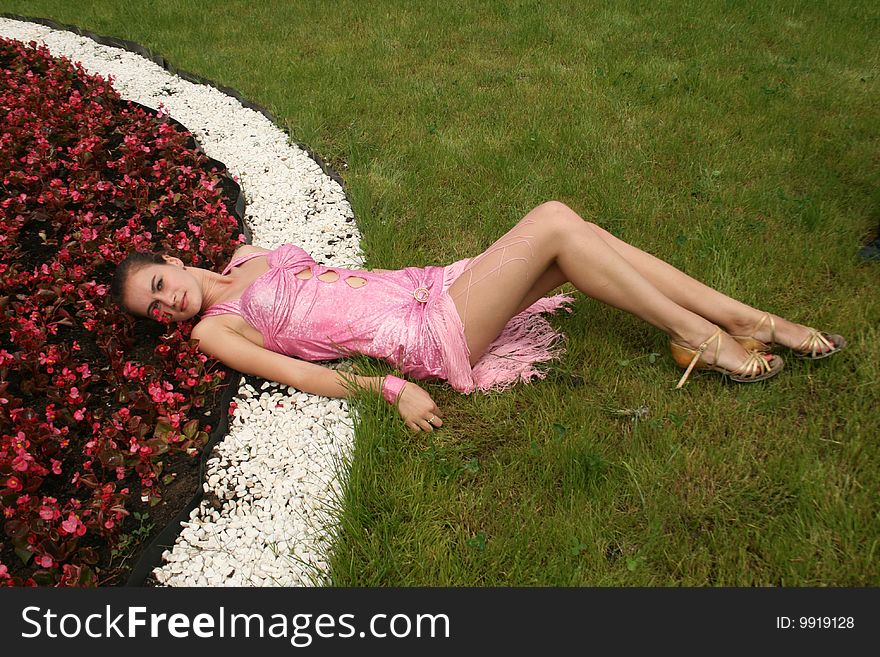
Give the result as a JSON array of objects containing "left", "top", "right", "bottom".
[
  {"left": 448, "top": 201, "right": 770, "bottom": 372},
  {"left": 501, "top": 205, "right": 829, "bottom": 354},
  {"left": 578, "top": 223, "right": 830, "bottom": 353}
]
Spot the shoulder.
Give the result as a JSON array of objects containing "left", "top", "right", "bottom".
[
  {"left": 191, "top": 314, "right": 230, "bottom": 340},
  {"left": 218, "top": 243, "right": 273, "bottom": 273},
  {"left": 192, "top": 313, "right": 250, "bottom": 342}
]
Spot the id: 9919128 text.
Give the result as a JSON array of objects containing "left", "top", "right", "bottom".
[{"left": 776, "top": 616, "right": 854, "bottom": 630}]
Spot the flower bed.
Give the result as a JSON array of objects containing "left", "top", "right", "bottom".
[{"left": 0, "top": 38, "right": 244, "bottom": 586}]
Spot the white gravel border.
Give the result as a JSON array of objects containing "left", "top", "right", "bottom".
[{"left": 1, "top": 17, "right": 360, "bottom": 586}]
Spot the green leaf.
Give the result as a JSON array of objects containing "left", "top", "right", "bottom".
[
  {"left": 33, "top": 569, "right": 56, "bottom": 585},
  {"left": 669, "top": 412, "right": 688, "bottom": 427},
  {"left": 78, "top": 567, "right": 97, "bottom": 587},
  {"left": 182, "top": 419, "right": 199, "bottom": 439},
  {"left": 626, "top": 555, "right": 646, "bottom": 572},
  {"left": 153, "top": 420, "right": 172, "bottom": 439},
  {"left": 15, "top": 544, "right": 33, "bottom": 564},
  {"left": 551, "top": 423, "right": 568, "bottom": 441},
  {"left": 145, "top": 438, "right": 170, "bottom": 455},
  {"left": 466, "top": 531, "right": 487, "bottom": 551}
]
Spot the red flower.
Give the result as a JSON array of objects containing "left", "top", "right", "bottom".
[
  {"left": 1, "top": 37, "right": 236, "bottom": 584},
  {"left": 12, "top": 454, "right": 31, "bottom": 472}
]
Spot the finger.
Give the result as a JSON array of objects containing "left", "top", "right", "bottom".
[
  {"left": 407, "top": 421, "right": 421, "bottom": 433},
  {"left": 418, "top": 419, "right": 434, "bottom": 432},
  {"left": 428, "top": 416, "right": 443, "bottom": 428}
]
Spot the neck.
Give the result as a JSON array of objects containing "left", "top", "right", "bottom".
[{"left": 192, "top": 267, "right": 235, "bottom": 312}]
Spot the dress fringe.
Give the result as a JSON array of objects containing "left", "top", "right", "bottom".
[
  {"left": 432, "top": 286, "right": 575, "bottom": 394},
  {"left": 471, "top": 294, "right": 574, "bottom": 392}
]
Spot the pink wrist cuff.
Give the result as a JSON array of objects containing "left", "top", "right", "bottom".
[{"left": 382, "top": 375, "right": 407, "bottom": 405}]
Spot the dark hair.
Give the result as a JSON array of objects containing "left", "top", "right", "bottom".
[{"left": 110, "top": 251, "right": 166, "bottom": 315}]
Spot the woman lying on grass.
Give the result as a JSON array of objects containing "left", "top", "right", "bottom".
[{"left": 112, "top": 201, "right": 845, "bottom": 432}]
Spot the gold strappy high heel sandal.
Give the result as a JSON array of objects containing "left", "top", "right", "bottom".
[
  {"left": 670, "top": 326, "right": 785, "bottom": 389},
  {"left": 791, "top": 328, "right": 846, "bottom": 360},
  {"left": 731, "top": 312, "right": 845, "bottom": 360}
]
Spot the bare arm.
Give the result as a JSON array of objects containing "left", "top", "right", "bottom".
[{"left": 192, "top": 323, "right": 443, "bottom": 431}]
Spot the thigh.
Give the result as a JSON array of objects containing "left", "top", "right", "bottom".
[{"left": 448, "top": 213, "right": 556, "bottom": 366}]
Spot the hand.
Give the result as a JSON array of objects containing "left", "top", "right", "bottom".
[{"left": 396, "top": 381, "right": 443, "bottom": 432}]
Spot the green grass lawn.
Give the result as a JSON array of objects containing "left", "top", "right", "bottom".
[{"left": 4, "top": 0, "right": 877, "bottom": 585}]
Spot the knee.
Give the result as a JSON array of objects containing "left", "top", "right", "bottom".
[
  {"left": 533, "top": 200, "right": 572, "bottom": 217},
  {"left": 532, "top": 200, "right": 593, "bottom": 235}
]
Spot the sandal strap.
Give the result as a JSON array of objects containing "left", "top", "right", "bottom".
[
  {"left": 749, "top": 312, "right": 776, "bottom": 346},
  {"left": 735, "top": 351, "right": 772, "bottom": 378},
  {"left": 675, "top": 327, "right": 722, "bottom": 389},
  {"left": 795, "top": 328, "right": 833, "bottom": 358}
]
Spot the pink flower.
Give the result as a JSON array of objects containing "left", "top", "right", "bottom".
[
  {"left": 39, "top": 505, "right": 59, "bottom": 521},
  {"left": 122, "top": 361, "right": 144, "bottom": 380},
  {"left": 6, "top": 476, "right": 22, "bottom": 492},
  {"left": 12, "top": 453, "right": 31, "bottom": 472},
  {"left": 60, "top": 513, "right": 86, "bottom": 537},
  {"left": 36, "top": 555, "right": 54, "bottom": 568}
]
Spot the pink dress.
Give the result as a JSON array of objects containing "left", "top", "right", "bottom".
[{"left": 201, "top": 244, "right": 574, "bottom": 394}]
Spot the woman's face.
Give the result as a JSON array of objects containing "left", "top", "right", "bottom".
[{"left": 123, "top": 256, "right": 202, "bottom": 322}]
